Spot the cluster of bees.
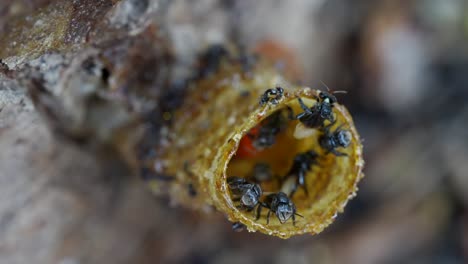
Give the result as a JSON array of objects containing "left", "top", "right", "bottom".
[{"left": 229, "top": 87, "right": 352, "bottom": 232}]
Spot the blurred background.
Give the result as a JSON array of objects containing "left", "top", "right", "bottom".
[{"left": 1, "top": 0, "right": 468, "bottom": 263}]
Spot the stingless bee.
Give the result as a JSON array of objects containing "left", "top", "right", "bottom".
[
  {"left": 256, "top": 192, "right": 302, "bottom": 225},
  {"left": 259, "top": 87, "right": 284, "bottom": 106},
  {"left": 281, "top": 150, "right": 318, "bottom": 197},
  {"left": 227, "top": 177, "right": 262, "bottom": 211},
  {"left": 296, "top": 90, "right": 338, "bottom": 129},
  {"left": 319, "top": 125, "right": 352, "bottom": 156}
]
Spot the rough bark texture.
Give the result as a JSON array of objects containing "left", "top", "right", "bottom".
[
  {"left": 0, "top": 72, "right": 154, "bottom": 264},
  {"left": 0, "top": 1, "right": 175, "bottom": 263}
]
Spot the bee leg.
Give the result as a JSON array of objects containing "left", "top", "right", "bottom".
[
  {"left": 298, "top": 172, "right": 308, "bottom": 196},
  {"left": 285, "top": 106, "right": 295, "bottom": 120},
  {"left": 266, "top": 209, "right": 271, "bottom": 225},
  {"left": 323, "top": 121, "right": 334, "bottom": 130},
  {"left": 323, "top": 115, "right": 337, "bottom": 127},
  {"left": 289, "top": 183, "right": 298, "bottom": 198},
  {"left": 335, "top": 124, "right": 345, "bottom": 131},
  {"left": 297, "top": 97, "right": 310, "bottom": 112},
  {"left": 331, "top": 149, "right": 347, "bottom": 157},
  {"left": 296, "top": 111, "right": 306, "bottom": 120},
  {"left": 255, "top": 204, "right": 263, "bottom": 221}
]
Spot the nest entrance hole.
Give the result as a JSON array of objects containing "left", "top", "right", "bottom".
[{"left": 226, "top": 98, "right": 338, "bottom": 225}]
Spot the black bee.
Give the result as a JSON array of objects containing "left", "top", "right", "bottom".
[
  {"left": 231, "top": 222, "right": 246, "bottom": 232},
  {"left": 249, "top": 110, "right": 288, "bottom": 150},
  {"left": 251, "top": 162, "right": 272, "bottom": 182},
  {"left": 256, "top": 192, "right": 302, "bottom": 225},
  {"left": 227, "top": 177, "right": 262, "bottom": 211},
  {"left": 282, "top": 150, "right": 318, "bottom": 197},
  {"left": 259, "top": 87, "right": 284, "bottom": 106},
  {"left": 319, "top": 125, "right": 352, "bottom": 156},
  {"left": 296, "top": 91, "right": 338, "bottom": 128}
]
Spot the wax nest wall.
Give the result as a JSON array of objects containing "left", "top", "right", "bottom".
[{"left": 148, "top": 60, "right": 364, "bottom": 239}]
